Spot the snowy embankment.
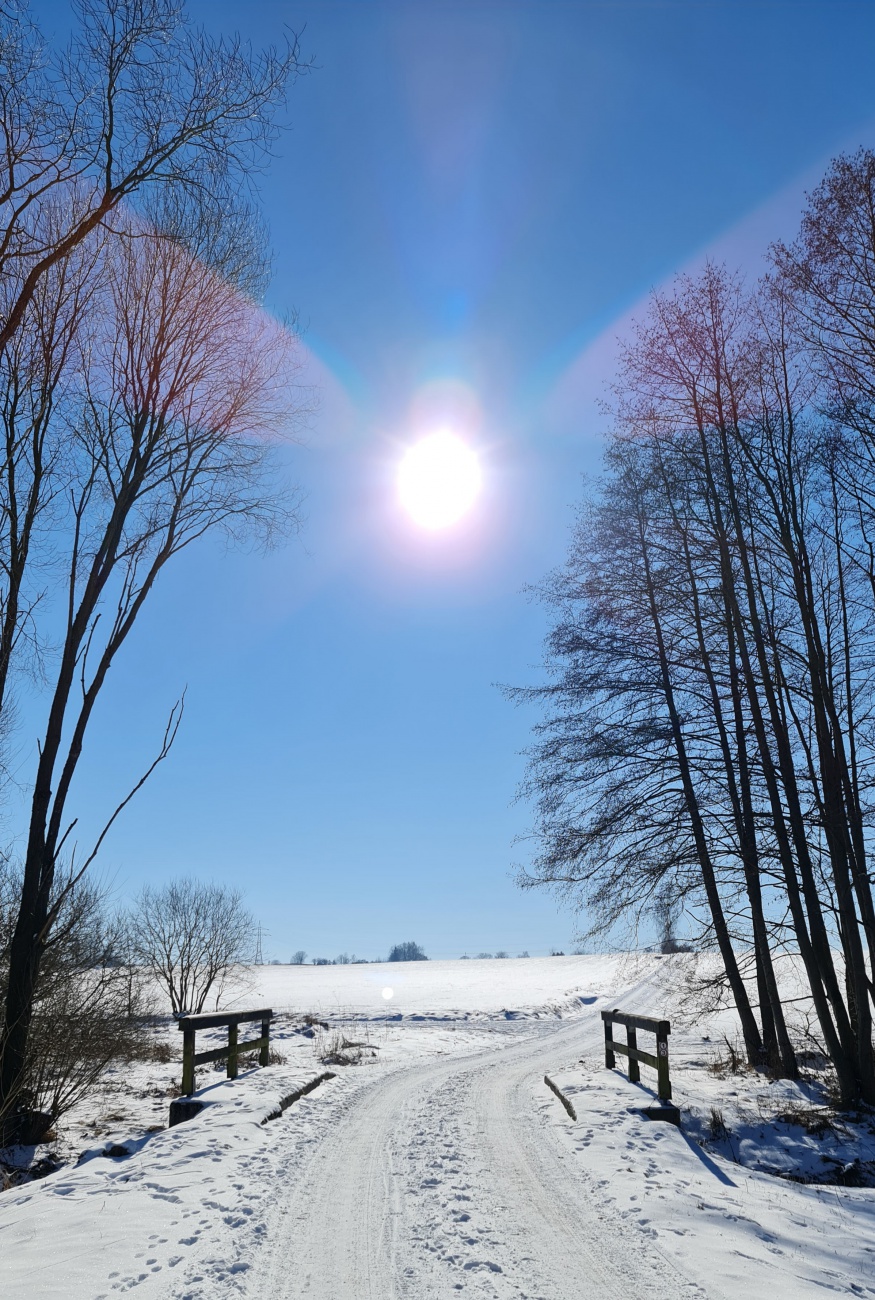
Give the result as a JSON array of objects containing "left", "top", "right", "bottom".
[{"left": 1, "top": 955, "right": 874, "bottom": 1298}]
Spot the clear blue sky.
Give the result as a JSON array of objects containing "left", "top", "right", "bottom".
[{"left": 17, "top": 0, "right": 875, "bottom": 959}]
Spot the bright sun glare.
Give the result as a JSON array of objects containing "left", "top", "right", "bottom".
[{"left": 397, "top": 431, "right": 482, "bottom": 530}]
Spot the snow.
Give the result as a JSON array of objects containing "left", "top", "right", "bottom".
[
  {"left": 550, "top": 1061, "right": 875, "bottom": 1298},
  {"left": 1, "top": 955, "right": 874, "bottom": 1298},
  {"left": 201, "top": 952, "right": 639, "bottom": 1019}
]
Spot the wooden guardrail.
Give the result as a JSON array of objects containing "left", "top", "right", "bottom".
[
  {"left": 601, "top": 1008, "right": 671, "bottom": 1101},
  {"left": 178, "top": 1008, "right": 273, "bottom": 1097}
]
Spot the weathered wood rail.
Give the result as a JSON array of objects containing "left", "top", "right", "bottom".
[
  {"left": 601, "top": 1008, "right": 672, "bottom": 1101},
  {"left": 178, "top": 1007, "right": 274, "bottom": 1097},
  {"left": 544, "top": 1073, "right": 577, "bottom": 1121}
]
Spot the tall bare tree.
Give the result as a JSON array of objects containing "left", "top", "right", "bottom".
[
  {"left": 0, "top": 206, "right": 305, "bottom": 1135},
  {"left": 515, "top": 249, "right": 875, "bottom": 1103},
  {"left": 0, "top": 0, "right": 309, "bottom": 1140}
]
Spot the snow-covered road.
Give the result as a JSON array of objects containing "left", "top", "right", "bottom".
[
  {"left": 4, "top": 957, "right": 875, "bottom": 1298},
  {"left": 258, "top": 1018, "right": 704, "bottom": 1299}
]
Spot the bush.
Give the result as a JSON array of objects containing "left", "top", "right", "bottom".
[
  {"left": 0, "top": 862, "right": 152, "bottom": 1141},
  {"left": 387, "top": 941, "right": 427, "bottom": 962}
]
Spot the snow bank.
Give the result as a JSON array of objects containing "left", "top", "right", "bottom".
[
  {"left": 0, "top": 1064, "right": 324, "bottom": 1297},
  {"left": 549, "top": 1056, "right": 875, "bottom": 1298}
]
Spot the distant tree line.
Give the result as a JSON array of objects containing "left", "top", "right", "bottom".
[
  {"left": 284, "top": 946, "right": 545, "bottom": 963},
  {"left": 284, "top": 942, "right": 430, "bottom": 964},
  {"left": 513, "top": 150, "right": 875, "bottom": 1107},
  {"left": 285, "top": 947, "right": 539, "bottom": 962}
]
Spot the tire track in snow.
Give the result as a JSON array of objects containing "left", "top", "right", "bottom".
[
  {"left": 466, "top": 1025, "right": 705, "bottom": 1298},
  {"left": 257, "top": 1018, "right": 708, "bottom": 1299}
]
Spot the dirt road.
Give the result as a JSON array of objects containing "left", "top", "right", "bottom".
[{"left": 257, "top": 1018, "right": 706, "bottom": 1299}]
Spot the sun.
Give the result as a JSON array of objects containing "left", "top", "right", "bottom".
[{"left": 397, "top": 431, "right": 482, "bottom": 530}]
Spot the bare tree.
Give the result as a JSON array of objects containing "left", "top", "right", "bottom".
[
  {"left": 0, "top": 0, "right": 307, "bottom": 353},
  {"left": 126, "top": 877, "right": 254, "bottom": 1016},
  {"left": 0, "top": 205, "right": 306, "bottom": 1133},
  {"left": 514, "top": 251, "right": 875, "bottom": 1101},
  {"left": 0, "top": 0, "right": 310, "bottom": 1138},
  {"left": 290, "top": 950, "right": 307, "bottom": 965}
]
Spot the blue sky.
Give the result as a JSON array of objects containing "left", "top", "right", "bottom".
[{"left": 17, "top": 0, "right": 875, "bottom": 959}]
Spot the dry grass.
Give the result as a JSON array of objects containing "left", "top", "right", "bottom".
[
  {"left": 315, "top": 1028, "right": 377, "bottom": 1067},
  {"left": 143, "top": 1040, "right": 175, "bottom": 1065},
  {"left": 707, "top": 1106, "right": 731, "bottom": 1140},
  {"left": 776, "top": 1104, "right": 835, "bottom": 1136},
  {"left": 706, "top": 1035, "right": 750, "bottom": 1077}
]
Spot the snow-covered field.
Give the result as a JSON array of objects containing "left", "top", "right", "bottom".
[
  {"left": 1, "top": 955, "right": 873, "bottom": 1298},
  {"left": 237, "top": 952, "right": 629, "bottom": 1019}
]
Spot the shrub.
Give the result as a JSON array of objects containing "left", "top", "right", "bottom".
[
  {"left": 315, "top": 1028, "right": 375, "bottom": 1066},
  {"left": 125, "top": 878, "right": 254, "bottom": 1016},
  {"left": 0, "top": 862, "right": 153, "bottom": 1141}
]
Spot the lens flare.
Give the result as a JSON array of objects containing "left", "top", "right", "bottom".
[{"left": 397, "top": 430, "right": 482, "bottom": 530}]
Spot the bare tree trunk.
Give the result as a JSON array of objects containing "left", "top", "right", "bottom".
[
  {"left": 668, "top": 492, "right": 796, "bottom": 1074},
  {"left": 636, "top": 506, "right": 764, "bottom": 1064}
]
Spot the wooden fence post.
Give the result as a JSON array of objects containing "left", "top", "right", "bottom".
[
  {"left": 627, "top": 1023, "right": 640, "bottom": 1083},
  {"left": 227, "top": 1022, "right": 239, "bottom": 1080},
  {"left": 182, "top": 1025, "right": 195, "bottom": 1097},
  {"left": 260, "top": 1017, "right": 270, "bottom": 1068},
  {"left": 604, "top": 1011, "right": 616, "bottom": 1068},
  {"left": 656, "top": 1021, "right": 671, "bottom": 1100}
]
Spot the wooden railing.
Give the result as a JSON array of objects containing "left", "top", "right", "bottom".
[
  {"left": 177, "top": 1007, "right": 273, "bottom": 1097},
  {"left": 601, "top": 1008, "right": 672, "bottom": 1101}
]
